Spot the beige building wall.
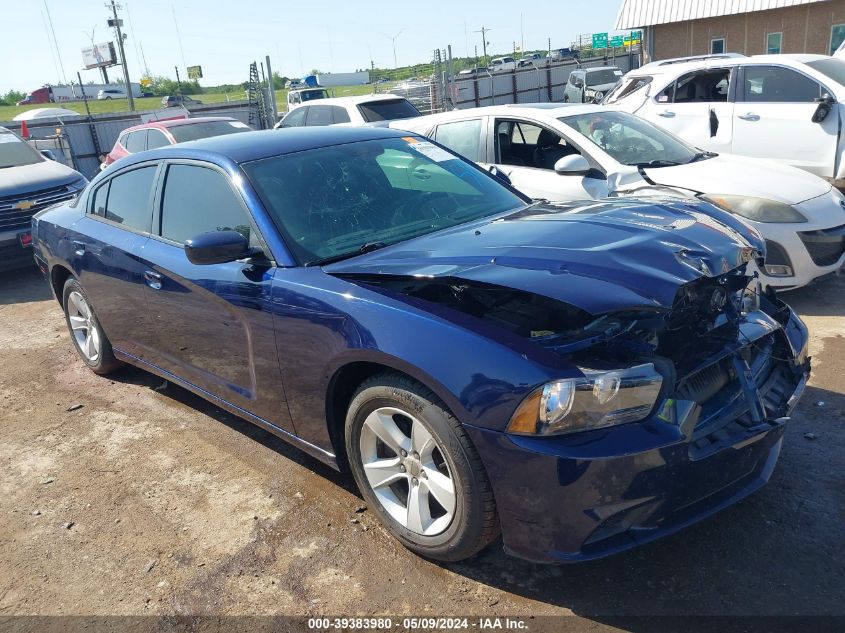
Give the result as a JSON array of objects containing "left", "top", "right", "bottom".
[{"left": 650, "top": 0, "right": 845, "bottom": 60}]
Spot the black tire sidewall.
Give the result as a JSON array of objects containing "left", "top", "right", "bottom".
[{"left": 346, "top": 379, "right": 490, "bottom": 560}]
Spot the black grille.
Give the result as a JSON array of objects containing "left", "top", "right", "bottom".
[
  {"left": 798, "top": 224, "right": 845, "bottom": 267},
  {"left": 0, "top": 184, "right": 76, "bottom": 233},
  {"left": 676, "top": 360, "right": 731, "bottom": 404},
  {"left": 764, "top": 239, "right": 791, "bottom": 266}
]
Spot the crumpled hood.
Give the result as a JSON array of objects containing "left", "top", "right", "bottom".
[
  {"left": 585, "top": 81, "right": 618, "bottom": 94},
  {"left": 642, "top": 154, "right": 831, "bottom": 205},
  {"left": 326, "top": 198, "right": 762, "bottom": 315},
  {"left": 1, "top": 158, "right": 82, "bottom": 196}
]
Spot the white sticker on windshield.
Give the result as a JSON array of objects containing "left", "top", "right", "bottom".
[
  {"left": 411, "top": 141, "right": 454, "bottom": 162},
  {"left": 229, "top": 121, "right": 250, "bottom": 128}
]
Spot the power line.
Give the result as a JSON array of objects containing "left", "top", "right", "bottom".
[
  {"left": 39, "top": 6, "right": 62, "bottom": 84},
  {"left": 171, "top": 2, "right": 187, "bottom": 73},
  {"left": 43, "top": 0, "right": 67, "bottom": 84}
]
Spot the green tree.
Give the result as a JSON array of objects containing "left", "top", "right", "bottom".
[{"left": 1, "top": 89, "right": 25, "bottom": 105}]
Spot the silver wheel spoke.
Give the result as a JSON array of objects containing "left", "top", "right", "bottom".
[
  {"left": 363, "top": 457, "right": 405, "bottom": 489},
  {"left": 422, "top": 467, "right": 456, "bottom": 514},
  {"left": 411, "top": 418, "right": 435, "bottom": 457},
  {"left": 363, "top": 409, "right": 411, "bottom": 456},
  {"left": 69, "top": 315, "right": 87, "bottom": 331},
  {"left": 84, "top": 332, "right": 96, "bottom": 358},
  {"left": 406, "top": 483, "right": 431, "bottom": 534}
]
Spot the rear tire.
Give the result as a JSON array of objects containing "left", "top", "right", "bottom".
[
  {"left": 345, "top": 372, "right": 499, "bottom": 562},
  {"left": 62, "top": 277, "right": 122, "bottom": 375}
]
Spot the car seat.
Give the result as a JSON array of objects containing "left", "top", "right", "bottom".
[{"left": 533, "top": 129, "right": 574, "bottom": 170}]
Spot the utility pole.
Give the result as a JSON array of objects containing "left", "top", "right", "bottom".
[
  {"left": 106, "top": 0, "right": 135, "bottom": 111},
  {"left": 474, "top": 26, "right": 491, "bottom": 65},
  {"left": 175, "top": 65, "right": 182, "bottom": 92}
]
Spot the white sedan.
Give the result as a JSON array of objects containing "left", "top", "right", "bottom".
[{"left": 391, "top": 104, "right": 845, "bottom": 290}]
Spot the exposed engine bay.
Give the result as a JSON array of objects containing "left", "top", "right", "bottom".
[{"left": 339, "top": 263, "right": 807, "bottom": 451}]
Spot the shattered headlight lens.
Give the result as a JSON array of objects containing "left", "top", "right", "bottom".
[
  {"left": 507, "top": 364, "right": 664, "bottom": 436},
  {"left": 701, "top": 194, "right": 807, "bottom": 223}
]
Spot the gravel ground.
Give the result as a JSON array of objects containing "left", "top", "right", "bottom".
[{"left": 0, "top": 266, "right": 843, "bottom": 628}]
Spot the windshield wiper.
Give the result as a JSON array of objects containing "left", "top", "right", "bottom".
[
  {"left": 305, "top": 242, "right": 388, "bottom": 267},
  {"left": 689, "top": 150, "right": 718, "bottom": 163},
  {"left": 633, "top": 159, "right": 684, "bottom": 168}
]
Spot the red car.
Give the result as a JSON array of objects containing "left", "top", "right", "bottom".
[{"left": 101, "top": 117, "right": 252, "bottom": 169}]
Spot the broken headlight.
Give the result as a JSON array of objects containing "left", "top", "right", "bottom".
[
  {"left": 701, "top": 194, "right": 807, "bottom": 223},
  {"left": 507, "top": 364, "right": 664, "bottom": 436}
]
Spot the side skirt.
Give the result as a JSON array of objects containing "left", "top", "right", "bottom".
[{"left": 113, "top": 348, "right": 340, "bottom": 470}]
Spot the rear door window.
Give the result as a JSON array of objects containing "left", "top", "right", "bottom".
[
  {"left": 101, "top": 166, "right": 157, "bottom": 232},
  {"left": 159, "top": 164, "right": 258, "bottom": 247},
  {"left": 305, "top": 105, "right": 334, "bottom": 126},
  {"left": 280, "top": 107, "right": 307, "bottom": 128},
  {"left": 331, "top": 106, "right": 351, "bottom": 124},
  {"left": 432, "top": 119, "right": 483, "bottom": 162},
  {"left": 739, "top": 65, "right": 822, "bottom": 102},
  {"left": 124, "top": 130, "right": 147, "bottom": 153},
  {"left": 146, "top": 129, "right": 171, "bottom": 149}
]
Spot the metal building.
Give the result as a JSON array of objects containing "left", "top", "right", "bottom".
[{"left": 616, "top": 0, "right": 845, "bottom": 61}]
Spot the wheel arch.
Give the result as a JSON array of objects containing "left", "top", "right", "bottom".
[
  {"left": 323, "top": 354, "right": 472, "bottom": 471},
  {"left": 50, "top": 264, "right": 74, "bottom": 306}
]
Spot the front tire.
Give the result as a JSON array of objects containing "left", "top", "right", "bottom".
[
  {"left": 62, "top": 277, "right": 122, "bottom": 375},
  {"left": 345, "top": 373, "right": 498, "bottom": 562}
]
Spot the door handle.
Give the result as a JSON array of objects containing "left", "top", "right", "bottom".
[
  {"left": 144, "top": 270, "right": 163, "bottom": 290},
  {"left": 738, "top": 113, "right": 760, "bottom": 121},
  {"left": 72, "top": 240, "right": 85, "bottom": 257},
  {"left": 657, "top": 111, "right": 676, "bottom": 118}
]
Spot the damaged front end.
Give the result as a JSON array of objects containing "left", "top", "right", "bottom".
[{"left": 338, "top": 261, "right": 809, "bottom": 450}]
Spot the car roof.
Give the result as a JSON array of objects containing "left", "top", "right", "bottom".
[
  {"left": 584, "top": 66, "right": 620, "bottom": 71},
  {"left": 120, "top": 116, "right": 237, "bottom": 134},
  {"left": 117, "top": 126, "right": 416, "bottom": 167},
  {"left": 302, "top": 94, "right": 408, "bottom": 106},
  {"left": 390, "top": 103, "right": 611, "bottom": 131},
  {"left": 632, "top": 53, "right": 832, "bottom": 77}
]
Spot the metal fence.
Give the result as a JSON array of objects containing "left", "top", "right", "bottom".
[
  {"left": 448, "top": 52, "right": 641, "bottom": 109},
  {"left": 1, "top": 100, "right": 259, "bottom": 180}
]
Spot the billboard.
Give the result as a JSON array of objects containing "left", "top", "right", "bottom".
[
  {"left": 187, "top": 65, "right": 203, "bottom": 80},
  {"left": 82, "top": 42, "right": 117, "bottom": 70}
]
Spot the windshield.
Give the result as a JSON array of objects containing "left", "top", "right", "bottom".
[
  {"left": 169, "top": 120, "right": 251, "bottom": 143},
  {"left": 586, "top": 69, "right": 622, "bottom": 86},
  {"left": 806, "top": 58, "right": 845, "bottom": 88},
  {"left": 603, "top": 75, "right": 652, "bottom": 103},
  {"left": 0, "top": 131, "right": 44, "bottom": 168},
  {"left": 358, "top": 99, "right": 421, "bottom": 122},
  {"left": 560, "top": 111, "right": 700, "bottom": 166},
  {"left": 242, "top": 136, "right": 526, "bottom": 265},
  {"left": 300, "top": 90, "right": 328, "bottom": 102}
]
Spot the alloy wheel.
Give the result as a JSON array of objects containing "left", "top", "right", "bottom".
[
  {"left": 67, "top": 291, "right": 101, "bottom": 363},
  {"left": 359, "top": 406, "right": 456, "bottom": 536}
]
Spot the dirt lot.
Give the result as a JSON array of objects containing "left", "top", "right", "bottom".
[{"left": 0, "top": 266, "right": 843, "bottom": 627}]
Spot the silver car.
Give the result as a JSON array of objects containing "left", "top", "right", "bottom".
[{"left": 563, "top": 67, "right": 622, "bottom": 103}]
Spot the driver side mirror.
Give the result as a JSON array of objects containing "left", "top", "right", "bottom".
[
  {"left": 487, "top": 165, "right": 512, "bottom": 186},
  {"left": 812, "top": 93, "right": 835, "bottom": 123},
  {"left": 185, "top": 230, "right": 250, "bottom": 265},
  {"left": 40, "top": 149, "right": 57, "bottom": 161},
  {"left": 554, "top": 154, "right": 591, "bottom": 175}
]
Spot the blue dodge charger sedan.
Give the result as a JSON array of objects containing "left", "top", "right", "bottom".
[{"left": 32, "top": 127, "right": 810, "bottom": 563}]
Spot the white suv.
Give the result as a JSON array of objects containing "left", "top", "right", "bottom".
[
  {"left": 605, "top": 53, "right": 845, "bottom": 183},
  {"left": 276, "top": 94, "right": 421, "bottom": 128}
]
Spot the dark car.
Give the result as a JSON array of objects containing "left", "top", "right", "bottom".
[
  {"left": 32, "top": 127, "right": 810, "bottom": 563},
  {"left": 102, "top": 117, "right": 252, "bottom": 169},
  {"left": 0, "top": 126, "right": 87, "bottom": 271},
  {"left": 161, "top": 95, "right": 203, "bottom": 107}
]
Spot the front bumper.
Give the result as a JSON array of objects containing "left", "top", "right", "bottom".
[
  {"left": 468, "top": 307, "right": 809, "bottom": 563},
  {"left": 0, "top": 232, "right": 35, "bottom": 272},
  {"left": 756, "top": 190, "right": 845, "bottom": 290}
]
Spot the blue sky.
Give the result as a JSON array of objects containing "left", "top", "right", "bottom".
[{"left": 2, "top": 0, "right": 623, "bottom": 92}]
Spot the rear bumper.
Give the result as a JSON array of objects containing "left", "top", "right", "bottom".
[{"left": 469, "top": 309, "right": 809, "bottom": 563}]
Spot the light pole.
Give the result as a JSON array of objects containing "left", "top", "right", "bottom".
[{"left": 381, "top": 29, "right": 405, "bottom": 69}]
